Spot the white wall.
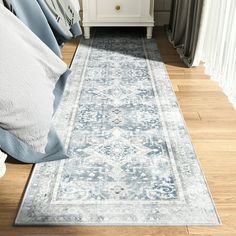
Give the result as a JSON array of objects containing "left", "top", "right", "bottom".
[{"left": 79, "top": 0, "right": 171, "bottom": 26}]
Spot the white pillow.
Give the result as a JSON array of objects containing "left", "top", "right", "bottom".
[{"left": 0, "top": 5, "right": 67, "bottom": 154}]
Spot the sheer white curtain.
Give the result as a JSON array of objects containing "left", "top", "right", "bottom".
[{"left": 193, "top": 0, "right": 236, "bottom": 107}]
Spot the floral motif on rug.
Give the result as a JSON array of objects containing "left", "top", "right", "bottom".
[{"left": 15, "top": 29, "right": 220, "bottom": 226}]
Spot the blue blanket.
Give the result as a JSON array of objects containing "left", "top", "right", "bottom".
[{"left": 5, "top": 0, "right": 82, "bottom": 56}]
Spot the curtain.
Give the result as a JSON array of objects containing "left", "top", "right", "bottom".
[
  {"left": 168, "top": 0, "right": 236, "bottom": 108},
  {"left": 194, "top": 0, "right": 236, "bottom": 107},
  {"left": 167, "top": 0, "right": 204, "bottom": 67}
]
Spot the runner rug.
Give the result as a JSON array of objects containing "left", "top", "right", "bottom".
[{"left": 15, "top": 29, "right": 220, "bottom": 226}]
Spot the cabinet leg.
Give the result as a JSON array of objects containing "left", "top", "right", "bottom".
[
  {"left": 146, "top": 26, "right": 153, "bottom": 39},
  {"left": 84, "top": 26, "right": 90, "bottom": 39}
]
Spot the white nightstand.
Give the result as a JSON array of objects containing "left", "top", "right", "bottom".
[{"left": 82, "top": 0, "right": 155, "bottom": 39}]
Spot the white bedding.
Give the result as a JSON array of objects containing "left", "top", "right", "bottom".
[{"left": 0, "top": 5, "right": 67, "bottom": 153}]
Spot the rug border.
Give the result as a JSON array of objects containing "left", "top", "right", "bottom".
[
  {"left": 14, "top": 36, "right": 84, "bottom": 226},
  {"left": 15, "top": 30, "right": 221, "bottom": 226},
  {"left": 145, "top": 38, "right": 221, "bottom": 226}
]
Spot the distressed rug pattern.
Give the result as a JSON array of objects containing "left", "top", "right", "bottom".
[{"left": 15, "top": 29, "right": 220, "bottom": 225}]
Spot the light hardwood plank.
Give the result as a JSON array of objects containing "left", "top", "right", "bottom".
[{"left": 1, "top": 27, "right": 236, "bottom": 236}]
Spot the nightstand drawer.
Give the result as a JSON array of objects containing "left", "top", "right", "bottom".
[
  {"left": 96, "top": 0, "right": 142, "bottom": 18},
  {"left": 82, "top": 0, "right": 155, "bottom": 39}
]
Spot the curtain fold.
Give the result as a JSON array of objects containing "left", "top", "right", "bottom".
[
  {"left": 169, "top": 0, "right": 236, "bottom": 108},
  {"left": 167, "top": 0, "right": 204, "bottom": 67},
  {"left": 199, "top": 0, "right": 236, "bottom": 107}
]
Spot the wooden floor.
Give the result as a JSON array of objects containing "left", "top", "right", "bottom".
[{"left": 1, "top": 27, "right": 236, "bottom": 236}]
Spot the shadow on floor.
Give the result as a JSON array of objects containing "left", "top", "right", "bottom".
[{"left": 79, "top": 26, "right": 187, "bottom": 68}]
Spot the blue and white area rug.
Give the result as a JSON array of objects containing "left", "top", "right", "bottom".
[{"left": 15, "top": 29, "right": 220, "bottom": 226}]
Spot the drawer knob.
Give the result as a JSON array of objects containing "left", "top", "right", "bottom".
[{"left": 115, "top": 5, "right": 121, "bottom": 11}]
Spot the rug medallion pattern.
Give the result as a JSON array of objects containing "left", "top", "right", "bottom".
[{"left": 15, "top": 30, "right": 220, "bottom": 225}]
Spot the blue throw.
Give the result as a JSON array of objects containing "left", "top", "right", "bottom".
[{"left": 5, "top": 0, "right": 82, "bottom": 56}]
